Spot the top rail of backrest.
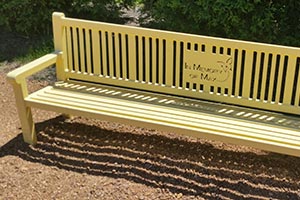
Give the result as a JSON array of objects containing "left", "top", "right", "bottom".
[{"left": 52, "top": 12, "right": 300, "bottom": 115}]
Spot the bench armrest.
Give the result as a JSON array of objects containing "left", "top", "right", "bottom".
[{"left": 7, "top": 52, "right": 60, "bottom": 84}]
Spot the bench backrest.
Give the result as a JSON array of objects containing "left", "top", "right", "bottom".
[{"left": 52, "top": 12, "right": 300, "bottom": 115}]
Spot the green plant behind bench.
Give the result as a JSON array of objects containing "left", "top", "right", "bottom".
[
  {"left": 0, "top": 0, "right": 134, "bottom": 36},
  {"left": 139, "top": 0, "right": 300, "bottom": 47},
  {"left": 0, "top": 28, "right": 53, "bottom": 63}
]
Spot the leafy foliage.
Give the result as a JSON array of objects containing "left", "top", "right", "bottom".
[
  {"left": 139, "top": 0, "right": 300, "bottom": 46},
  {"left": 0, "top": 0, "right": 134, "bottom": 36}
]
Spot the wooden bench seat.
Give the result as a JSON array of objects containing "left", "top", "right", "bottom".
[
  {"left": 26, "top": 80, "right": 300, "bottom": 156},
  {"left": 7, "top": 12, "right": 300, "bottom": 157}
]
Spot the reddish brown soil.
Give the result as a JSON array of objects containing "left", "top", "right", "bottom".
[{"left": 0, "top": 65, "right": 300, "bottom": 199}]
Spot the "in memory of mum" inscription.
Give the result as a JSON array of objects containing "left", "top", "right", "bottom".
[{"left": 183, "top": 50, "right": 233, "bottom": 88}]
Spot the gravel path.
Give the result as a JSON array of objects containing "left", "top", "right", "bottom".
[{"left": 0, "top": 67, "right": 300, "bottom": 199}]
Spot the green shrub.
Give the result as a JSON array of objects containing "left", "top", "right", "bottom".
[
  {"left": 0, "top": 0, "right": 134, "bottom": 36},
  {"left": 272, "top": 1, "right": 300, "bottom": 46},
  {"left": 139, "top": 0, "right": 300, "bottom": 46}
]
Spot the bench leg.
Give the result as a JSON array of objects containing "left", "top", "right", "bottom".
[
  {"left": 12, "top": 83, "right": 37, "bottom": 145},
  {"left": 17, "top": 106, "right": 37, "bottom": 145}
]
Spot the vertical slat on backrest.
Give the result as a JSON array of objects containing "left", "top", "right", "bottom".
[
  {"left": 225, "top": 47, "right": 232, "bottom": 96},
  {"left": 274, "top": 55, "right": 285, "bottom": 103},
  {"left": 259, "top": 52, "right": 269, "bottom": 101},
  {"left": 272, "top": 55, "right": 281, "bottom": 103},
  {"left": 158, "top": 38, "right": 164, "bottom": 85},
  {"left": 233, "top": 49, "right": 242, "bottom": 96},
  {"left": 114, "top": 33, "right": 121, "bottom": 78},
  {"left": 92, "top": 30, "right": 101, "bottom": 75},
  {"left": 266, "top": 54, "right": 274, "bottom": 101},
  {"left": 165, "top": 40, "right": 173, "bottom": 87},
  {"left": 66, "top": 27, "right": 73, "bottom": 72},
  {"left": 242, "top": 50, "right": 253, "bottom": 98},
  {"left": 173, "top": 41, "right": 181, "bottom": 88},
  {"left": 121, "top": 34, "right": 128, "bottom": 79},
  {"left": 128, "top": 34, "right": 136, "bottom": 80},
  {"left": 252, "top": 52, "right": 261, "bottom": 100},
  {"left": 283, "top": 56, "right": 296, "bottom": 105},
  {"left": 61, "top": 27, "right": 68, "bottom": 73},
  {"left": 78, "top": 28, "right": 85, "bottom": 73},
  {"left": 152, "top": 38, "right": 158, "bottom": 84},
  {"left": 85, "top": 29, "right": 92, "bottom": 74},
  {"left": 144, "top": 37, "right": 150, "bottom": 83},
  {"left": 182, "top": 41, "right": 190, "bottom": 90},
  {"left": 137, "top": 35, "right": 143, "bottom": 82},
  {"left": 107, "top": 32, "right": 114, "bottom": 77},
  {"left": 267, "top": 54, "right": 277, "bottom": 102},
  {"left": 293, "top": 58, "right": 300, "bottom": 106},
  {"left": 239, "top": 50, "right": 246, "bottom": 97},
  {"left": 100, "top": 31, "right": 108, "bottom": 76},
  {"left": 72, "top": 27, "right": 80, "bottom": 72}
]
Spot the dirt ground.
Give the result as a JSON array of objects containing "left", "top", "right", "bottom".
[{"left": 0, "top": 63, "right": 300, "bottom": 200}]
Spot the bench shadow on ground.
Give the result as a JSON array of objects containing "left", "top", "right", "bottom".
[{"left": 1, "top": 116, "right": 300, "bottom": 199}]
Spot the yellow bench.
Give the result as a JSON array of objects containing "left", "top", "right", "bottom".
[{"left": 7, "top": 12, "right": 300, "bottom": 157}]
